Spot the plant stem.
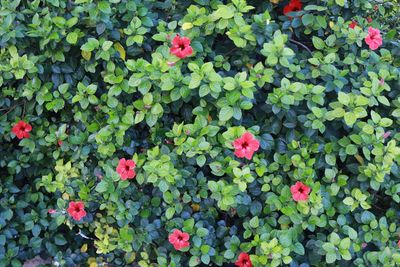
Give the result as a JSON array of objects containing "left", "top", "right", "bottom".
[{"left": 289, "top": 39, "right": 312, "bottom": 54}]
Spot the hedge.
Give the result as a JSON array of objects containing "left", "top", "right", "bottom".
[{"left": 1, "top": 0, "right": 400, "bottom": 266}]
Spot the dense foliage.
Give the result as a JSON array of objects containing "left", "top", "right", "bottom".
[{"left": 1, "top": 0, "right": 400, "bottom": 266}]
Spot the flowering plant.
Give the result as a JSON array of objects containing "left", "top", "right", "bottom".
[{"left": 0, "top": 0, "right": 399, "bottom": 266}]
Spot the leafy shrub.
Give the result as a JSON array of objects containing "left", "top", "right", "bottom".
[{"left": 1, "top": 0, "right": 400, "bottom": 266}]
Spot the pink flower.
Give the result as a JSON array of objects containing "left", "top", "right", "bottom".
[
  {"left": 12, "top": 121, "right": 32, "bottom": 139},
  {"left": 383, "top": 131, "right": 391, "bottom": 139},
  {"left": 235, "top": 252, "right": 252, "bottom": 267},
  {"left": 362, "top": 242, "right": 368, "bottom": 249},
  {"left": 233, "top": 132, "right": 260, "bottom": 160},
  {"left": 398, "top": 240, "right": 400, "bottom": 248},
  {"left": 48, "top": 209, "right": 56, "bottom": 214},
  {"left": 365, "top": 27, "right": 382, "bottom": 50},
  {"left": 66, "top": 201, "right": 87, "bottom": 221},
  {"left": 379, "top": 78, "right": 385, "bottom": 85},
  {"left": 349, "top": 21, "right": 358, "bottom": 29},
  {"left": 290, "top": 181, "right": 311, "bottom": 201},
  {"left": 170, "top": 34, "right": 193, "bottom": 59},
  {"left": 168, "top": 229, "right": 190, "bottom": 250},
  {"left": 116, "top": 158, "right": 136, "bottom": 180},
  {"left": 367, "top": 17, "right": 372, "bottom": 23}
]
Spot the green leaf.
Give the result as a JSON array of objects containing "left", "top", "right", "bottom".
[
  {"left": 208, "top": 181, "right": 219, "bottom": 192},
  {"left": 322, "top": 243, "right": 335, "bottom": 252},
  {"left": 338, "top": 92, "right": 350, "bottom": 105},
  {"left": 66, "top": 32, "right": 78, "bottom": 44},
  {"left": 281, "top": 95, "right": 295, "bottom": 105},
  {"left": 301, "top": 14, "right": 314, "bottom": 26},
  {"left": 102, "top": 40, "right": 113, "bottom": 51},
  {"left": 201, "top": 254, "right": 210, "bottom": 265},
  {"left": 183, "top": 218, "right": 195, "bottom": 231},
  {"left": 165, "top": 207, "right": 175, "bottom": 219},
  {"left": 249, "top": 216, "right": 259, "bottom": 228},
  {"left": 189, "top": 73, "right": 202, "bottom": 89},
  {"left": 54, "top": 234, "right": 67, "bottom": 245},
  {"left": 293, "top": 242, "right": 305, "bottom": 255},
  {"left": 343, "top": 197, "right": 354, "bottom": 206},
  {"left": 19, "top": 138, "right": 35, "bottom": 153},
  {"left": 95, "top": 180, "right": 109, "bottom": 193},
  {"left": 219, "top": 106, "right": 234, "bottom": 121},
  {"left": 98, "top": 1, "right": 111, "bottom": 13},
  {"left": 81, "top": 38, "right": 99, "bottom": 52},
  {"left": 213, "top": 5, "right": 235, "bottom": 19},
  {"left": 345, "top": 144, "right": 357, "bottom": 155},
  {"left": 196, "top": 228, "right": 209, "bottom": 237},
  {"left": 189, "top": 256, "right": 200, "bottom": 266},
  {"left": 151, "top": 103, "right": 163, "bottom": 115},
  {"left": 312, "top": 36, "right": 325, "bottom": 50},
  {"left": 196, "top": 155, "right": 206, "bottom": 167},
  {"left": 361, "top": 211, "right": 375, "bottom": 224},
  {"left": 344, "top": 112, "right": 356, "bottom": 126},
  {"left": 335, "top": 0, "right": 345, "bottom": 6},
  {"left": 326, "top": 252, "right": 337, "bottom": 264},
  {"left": 224, "top": 249, "right": 235, "bottom": 259}
]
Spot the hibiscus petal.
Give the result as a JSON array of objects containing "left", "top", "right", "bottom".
[
  {"left": 168, "top": 235, "right": 178, "bottom": 244},
  {"left": 24, "top": 123, "right": 32, "bottom": 131},
  {"left": 16, "top": 132, "right": 24, "bottom": 139},
  {"left": 234, "top": 149, "right": 246, "bottom": 158},
  {"left": 127, "top": 170, "right": 136, "bottom": 179},
  {"left": 233, "top": 138, "right": 244, "bottom": 148},
  {"left": 369, "top": 43, "right": 378, "bottom": 50},
  {"left": 116, "top": 165, "right": 124, "bottom": 173},
  {"left": 244, "top": 150, "right": 254, "bottom": 160},
  {"left": 182, "top": 46, "right": 193, "bottom": 57},
  {"left": 242, "top": 132, "right": 253, "bottom": 142},
  {"left": 78, "top": 210, "right": 87, "bottom": 219},
  {"left": 181, "top": 232, "right": 190, "bottom": 241},
  {"left": 181, "top": 37, "right": 191, "bottom": 46},
  {"left": 76, "top": 202, "right": 84, "bottom": 209},
  {"left": 171, "top": 35, "right": 181, "bottom": 46},
  {"left": 126, "top": 160, "right": 136, "bottom": 168},
  {"left": 248, "top": 139, "right": 260, "bottom": 151}
]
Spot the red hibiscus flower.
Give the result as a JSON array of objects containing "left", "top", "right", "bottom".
[
  {"left": 235, "top": 252, "right": 252, "bottom": 267},
  {"left": 349, "top": 21, "right": 358, "bottom": 29},
  {"left": 290, "top": 181, "right": 311, "bottom": 201},
  {"left": 233, "top": 132, "right": 260, "bottom": 160},
  {"left": 66, "top": 201, "right": 87, "bottom": 221},
  {"left": 168, "top": 229, "right": 190, "bottom": 250},
  {"left": 365, "top": 27, "right": 382, "bottom": 50},
  {"left": 116, "top": 158, "right": 136, "bottom": 180},
  {"left": 170, "top": 34, "right": 193, "bottom": 59},
  {"left": 283, "top": 0, "right": 302, "bottom": 16},
  {"left": 12, "top": 121, "right": 32, "bottom": 139}
]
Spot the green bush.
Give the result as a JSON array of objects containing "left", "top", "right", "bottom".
[{"left": 1, "top": 0, "right": 400, "bottom": 266}]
